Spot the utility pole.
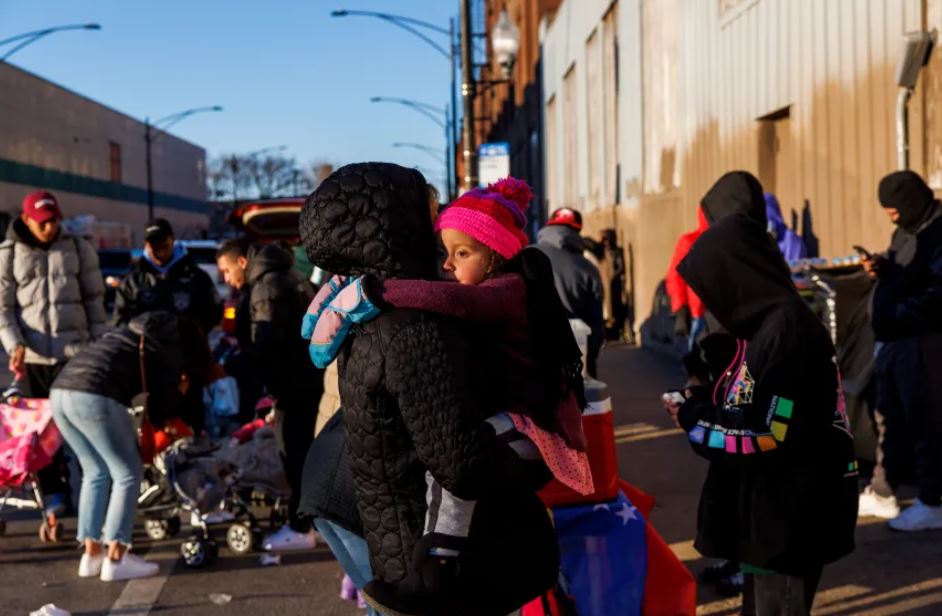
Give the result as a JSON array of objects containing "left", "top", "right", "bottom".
[
  {"left": 460, "top": 0, "right": 477, "bottom": 190},
  {"left": 145, "top": 120, "right": 155, "bottom": 220},
  {"left": 450, "top": 17, "right": 460, "bottom": 199}
]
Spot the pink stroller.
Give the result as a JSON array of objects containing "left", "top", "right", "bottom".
[{"left": 0, "top": 392, "right": 64, "bottom": 541}]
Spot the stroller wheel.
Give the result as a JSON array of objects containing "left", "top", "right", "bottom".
[
  {"left": 181, "top": 536, "right": 218, "bottom": 568},
  {"left": 145, "top": 516, "right": 181, "bottom": 541},
  {"left": 226, "top": 523, "right": 255, "bottom": 554}
]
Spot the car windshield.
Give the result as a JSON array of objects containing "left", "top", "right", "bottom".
[
  {"left": 185, "top": 246, "right": 218, "bottom": 265},
  {"left": 98, "top": 250, "right": 132, "bottom": 270}
]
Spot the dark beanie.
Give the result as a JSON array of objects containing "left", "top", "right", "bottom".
[{"left": 878, "top": 170, "right": 935, "bottom": 230}]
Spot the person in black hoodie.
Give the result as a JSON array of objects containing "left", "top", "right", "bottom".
[
  {"left": 215, "top": 238, "right": 323, "bottom": 551},
  {"left": 700, "top": 171, "right": 769, "bottom": 227},
  {"left": 51, "top": 312, "right": 200, "bottom": 582},
  {"left": 664, "top": 214, "right": 857, "bottom": 615},
  {"left": 857, "top": 170, "right": 942, "bottom": 531}
]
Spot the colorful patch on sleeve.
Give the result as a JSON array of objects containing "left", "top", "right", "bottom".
[
  {"left": 741, "top": 437, "right": 756, "bottom": 455},
  {"left": 726, "top": 362, "right": 755, "bottom": 407},
  {"left": 770, "top": 420, "right": 788, "bottom": 442},
  {"left": 689, "top": 425, "right": 707, "bottom": 444},
  {"left": 757, "top": 435, "right": 778, "bottom": 451},
  {"left": 773, "top": 397, "right": 794, "bottom": 419},
  {"left": 725, "top": 435, "right": 738, "bottom": 453},
  {"left": 707, "top": 430, "right": 726, "bottom": 449}
]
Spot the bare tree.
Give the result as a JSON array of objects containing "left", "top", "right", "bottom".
[{"left": 208, "top": 153, "right": 313, "bottom": 201}]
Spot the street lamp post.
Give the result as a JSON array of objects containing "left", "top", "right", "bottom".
[
  {"left": 331, "top": 8, "right": 459, "bottom": 200},
  {"left": 145, "top": 105, "right": 223, "bottom": 220},
  {"left": 0, "top": 23, "right": 101, "bottom": 62}
]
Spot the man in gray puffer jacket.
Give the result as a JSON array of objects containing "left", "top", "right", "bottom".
[{"left": 0, "top": 191, "right": 107, "bottom": 396}]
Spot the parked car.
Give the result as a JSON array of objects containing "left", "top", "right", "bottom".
[
  {"left": 220, "top": 198, "right": 306, "bottom": 335},
  {"left": 177, "top": 239, "right": 230, "bottom": 300}
]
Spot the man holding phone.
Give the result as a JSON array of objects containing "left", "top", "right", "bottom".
[{"left": 858, "top": 170, "right": 942, "bottom": 531}]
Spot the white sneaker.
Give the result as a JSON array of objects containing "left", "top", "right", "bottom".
[
  {"left": 262, "top": 526, "right": 317, "bottom": 552},
  {"left": 78, "top": 552, "right": 105, "bottom": 578},
  {"left": 100, "top": 553, "right": 159, "bottom": 582},
  {"left": 888, "top": 499, "right": 942, "bottom": 532},
  {"left": 858, "top": 486, "right": 900, "bottom": 519}
]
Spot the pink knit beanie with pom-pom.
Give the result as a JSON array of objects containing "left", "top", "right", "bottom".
[{"left": 434, "top": 177, "right": 532, "bottom": 259}]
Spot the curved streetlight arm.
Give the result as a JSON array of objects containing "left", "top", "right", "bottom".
[
  {"left": 0, "top": 23, "right": 101, "bottom": 62},
  {"left": 370, "top": 98, "right": 445, "bottom": 129},
  {"left": 371, "top": 96, "right": 446, "bottom": 114},
  {"left": 393, "top": 142, "right": 446, "bottom": 163},
  {"left": 153, "top": 105, "right": 223, "bottom": 132},
  {"left": 331, "top": 9, "right": 450, "bottom": 59}
]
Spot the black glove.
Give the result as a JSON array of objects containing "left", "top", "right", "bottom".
[{"left": 674, "top": 306, "right": 692, "bottom": 338}]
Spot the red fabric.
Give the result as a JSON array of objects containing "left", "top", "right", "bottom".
[
  {"left": 642, "top": 522, "right": 697, "bottom": 616},
  {"left": 665, "top": 207, "right": 708, "bottom": 318},
  {"left": 522, "top": 589, "right": 571, "bottom": 615},
  {"left": 21, "top": 190, "right": 62, "bottom": 223},
  {"left": 618, "top": 478, "right": 655, "bottom": 518},
  {"left": 152, "top": 418, "right": 194, "bottom": 453}
]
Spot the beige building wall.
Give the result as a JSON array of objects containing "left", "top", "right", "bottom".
[
  {"left": 542, "top": 0, "right": 936, "bottom": 336},
  {"left": 0, "top": 63, "right": 210, "bottom": 243}
]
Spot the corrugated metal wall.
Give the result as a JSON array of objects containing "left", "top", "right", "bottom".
[{"left": 581, "top": 0, "right": 933, "bottom": 334}]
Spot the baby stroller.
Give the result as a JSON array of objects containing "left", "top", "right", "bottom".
[
  {"left": 138, "top": 437, "right": 271, "bottom": 568},
  {"left": 0, "top": 387, "right": 65, "bottom": 542}
]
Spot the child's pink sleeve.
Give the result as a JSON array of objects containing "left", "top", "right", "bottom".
[{"left": 366, "top": 275, "right": 527, "bottom": 323}]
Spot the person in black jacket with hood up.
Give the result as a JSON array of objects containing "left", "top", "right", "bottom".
[
  {"left": 857, "top": 170, "right": 942, "bottom": 531},
  {"left": 300, "top": 162, "right": 558, "bottom": 616},
  {"left": 664, "top": 214, "right": 857, "bottom": 615},
  {"left": 215, "top": 238, "right": 323, "bottom": 551}
]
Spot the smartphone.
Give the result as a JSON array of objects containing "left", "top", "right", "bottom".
[
  {"left": 852, "top": 245, "right": 872, "bottom": 260},
  {"left": 662, "top": 391, "right": 686, "bottom": 406}
]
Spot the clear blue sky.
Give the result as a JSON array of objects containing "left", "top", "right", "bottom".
[{"left": 1, "top": 0, "right": 457, "bottom": 194}]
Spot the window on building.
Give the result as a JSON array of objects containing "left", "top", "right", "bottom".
[
  {"left": 586, "top": 29, "right": 602, "bottom": 211},
  {"left": 108, "top": 142, "right": 122, "bottom": 183},
  {"left": 563, "top": 64, "right": 578, "bottom": 208},
  {"left": 603, "top": 3, "right": 620, "bottom": 204}
]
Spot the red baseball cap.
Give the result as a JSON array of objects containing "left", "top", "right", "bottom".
[
  {"left": 22, "top": 191, "right": 62, "bottom": 224},
  {"left": 547, "top": 207, "right": 583, "bottom": 231}
]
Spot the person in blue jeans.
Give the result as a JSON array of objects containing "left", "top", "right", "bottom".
[{"left": 51, "top": 312, "right": 210, "bottom": 582}]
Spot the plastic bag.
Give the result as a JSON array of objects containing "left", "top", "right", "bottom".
[{"left": 203, "top": 377, "right": 240, "bottom": 417}]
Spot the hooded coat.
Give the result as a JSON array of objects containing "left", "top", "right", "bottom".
[
  {"left": 676, "top": 215, "right": 857, "bottom": 576},
  {"left": 301, "top": 163, "right": 558, "bottom": 614},
  {"left": 233, "top": 242, "right": 320, "bottom": 408},
  {"left": 0, "top": 219, "right": 107, "bottom": 364},
  {"left": 114, "top": 245, "right": 223, "bottom": 334},
  {"left": 52, "top": 312, "right": 184, "bottom": 425},
  {"left": 764, "top": 193, "right": 807, "bottom": 263},
  {"left": 665, "top": 206, "right": 708, "bottom": 318},
  {"left": 700, "top": 171, "right": 769, "bottom": 228},
  {"left": 872, "top": 171, "right": 942, "bottom": 341}
]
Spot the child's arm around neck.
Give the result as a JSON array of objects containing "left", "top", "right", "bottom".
[{"left": 364, "top": 274, "right": 527, "bottom": 324}]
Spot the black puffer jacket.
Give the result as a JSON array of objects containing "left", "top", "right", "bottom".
[
  {"left": 301, "top": 163, "right": 558, "bottom": 614},
  {"left": 232, "top": 243, "right": 320, "bottom": 408},
  {"left": 114, "top": 248, "right": 222, "bottom": 334},
  {"left": 52, "top": 312, "right": 184, "bottom": 425}
]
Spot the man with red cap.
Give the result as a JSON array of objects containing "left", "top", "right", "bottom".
[
  {"left": 537, "top": 207, "right": 604, "bottom": 377},
  {"left": 0, "top": 191, "right": 107, "bottom": 511}
]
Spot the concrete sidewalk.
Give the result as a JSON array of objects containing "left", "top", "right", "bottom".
[{"left": 601, "top": 343, "right": 942, "bottom": 615}]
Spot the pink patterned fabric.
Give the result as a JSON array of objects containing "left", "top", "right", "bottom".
[
  {"left": 0, "top": 397, "right": 60, "bottom": 487},
  {"left": 508, "top": 412, "right": 594, "bottom": 495},
  {"left": 435, "top": 207, "right": 526, "bottom": 259}
]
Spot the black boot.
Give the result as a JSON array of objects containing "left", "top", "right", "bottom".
[{"left": 362, "top": 533, "right": 466, "bottom": 616}]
